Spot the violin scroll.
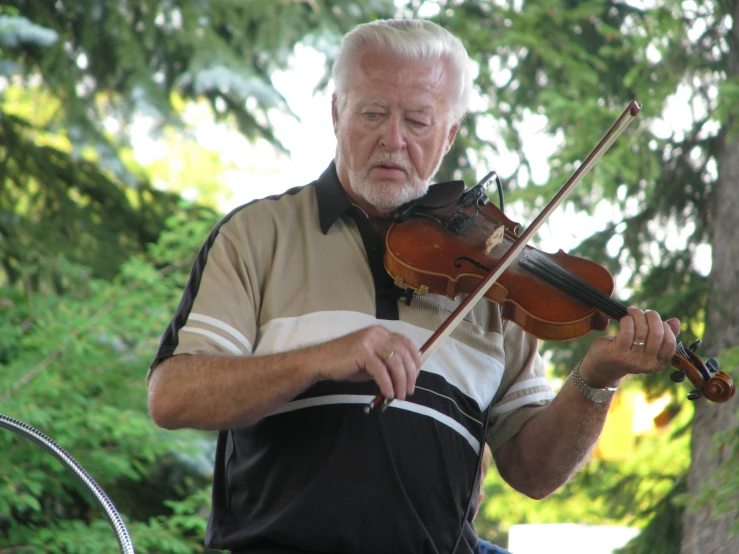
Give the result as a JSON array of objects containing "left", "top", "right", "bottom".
[{"left": 671, "top": 340, "right": 735, "bottom": 403}]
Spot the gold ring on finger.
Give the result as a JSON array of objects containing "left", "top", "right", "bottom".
[{"left": 381, "top": 349, "right": 394, "bottom": 361}]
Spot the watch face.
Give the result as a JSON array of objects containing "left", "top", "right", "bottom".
[{"left": 591, "top": 389, "right": 615, "bottom": 403}]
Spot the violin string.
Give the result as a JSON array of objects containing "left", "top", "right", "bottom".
[
  {"left": 494, "top": 232, "right": 628, "bottom": 318},
  {"left": 518, "top": 251, "right": 627, "bottom": 319},
  {"left": 466, "top": 212, "right": 695, "bottom": 358},
  {"left": 438, "top": 212, "right": 713, "bottom": 387},
  {"left": 471, "top": 213, "right": 492, "bottom": 237},
  {"left": 519, "top": 252, "right": 696, "bottom": 359},
  {"left": 487, "top": 230, "right": 723, "bottom": 390}
]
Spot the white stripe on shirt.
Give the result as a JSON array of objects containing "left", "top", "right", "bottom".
[
  {"left": 188, "top": 313, "right": 252, "bottom": 352},
  {"left": 180, "top": 326, "right": 244, "bottom": 355},
  {"left": 489, "top": 391, "right": 556, "bottom": 417},
  {"left": 255, "top": 310, "right": 506, "bottom": 410},
  {"left": 269, "top": 394, "right": 481, "bottom": 453}
]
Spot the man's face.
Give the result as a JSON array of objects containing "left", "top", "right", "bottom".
[{"left": 332, "top": 45, "right": 459, "bottom": 217}]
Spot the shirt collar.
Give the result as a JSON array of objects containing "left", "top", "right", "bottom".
[
  {"left": 315, "top": 161, "right": 355, "bottom": 234},
  {"left": 314, "top": 160, "right": 467, "bottom": 234}
]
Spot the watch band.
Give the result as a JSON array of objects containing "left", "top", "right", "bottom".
[{"left": 572, "top": 360, "right": 618, "bottom": 403}]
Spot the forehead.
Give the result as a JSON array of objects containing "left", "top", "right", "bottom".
[{"left": 345, "top": 44, "right": 454, "bottom": 111}]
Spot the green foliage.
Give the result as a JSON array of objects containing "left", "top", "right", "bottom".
[
  {"left": 431, "top": 0, "right": 719, "bottom": 318},
  {"left": 2, "top": 0, "right": 738, "bottom": 550},
  {"left": 0, "top": 106, "right": 182, "bottom": 286},
  {"left": 477, "top": 389, "right": 693, "bottom": 546},
  {"left": 135, "top": 108, "right": 236, "bottom": 210},
  {"left": 615, "top": 346, "right": 739, "bottom": 553},
  {"left": 1, "top": 0, "right": 397, "bottom": 161},
  {"left": 0, "top": 0, "right": 399, "bottom": 289},
  {"left": 614, "top": 478, "right": 686, "bottom": 554},
  {"left": 677, "top": 345, "right": 739, "bottom": 533},
  {"left": 0, "top": 208, "right": 222, "bottom": 552},
  {"left": 0, "top": 2, "right": 405, "bottom": 550},
  {"left": 441, "top": 0, "right": 738, "bottom": 547}
]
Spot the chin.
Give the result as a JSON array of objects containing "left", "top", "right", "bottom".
[{"left": 361, "top": 182, "right": 428, "bottom": 211}]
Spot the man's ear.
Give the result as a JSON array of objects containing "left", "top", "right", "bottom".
[
  {"left": 331, "top": 93, "right": 340, "bottom": 136},
  {"left": 445, "top": 122, "right": 460, "bottom": 154}
]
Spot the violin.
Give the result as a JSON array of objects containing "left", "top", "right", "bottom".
[
  {"left": 385, "top": 181, "right": 735, "bottom": 404},
  {"left": 365, "top": 101, "right": 735, "bottom": 412}
]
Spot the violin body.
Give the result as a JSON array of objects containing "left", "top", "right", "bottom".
[
  {"left": 385, "top": 197, "right": 614, "bottom": 342},
  {"left": 381, "top": 183, "right": 735, "bottom": 404}
]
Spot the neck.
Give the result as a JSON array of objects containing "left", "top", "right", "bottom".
[{"left": 368, "top": 215, "right": 394, "bottom": 236}]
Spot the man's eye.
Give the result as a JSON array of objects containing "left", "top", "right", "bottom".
[
  {"left": 408, "top": 119, "right": 428, "bottom": 128},
  {"left": 364, "top": 112, "right": 383, "bottom": 120}
]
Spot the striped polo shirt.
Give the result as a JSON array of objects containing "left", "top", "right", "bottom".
[{"left": 151, "top": 161, "right": 554, "bottom": 554}]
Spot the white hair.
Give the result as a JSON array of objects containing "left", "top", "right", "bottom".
[{"left": 331, "top": 19, "right": 474, "bottom": 124}]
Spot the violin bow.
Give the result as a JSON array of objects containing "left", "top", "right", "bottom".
[{"left": 366, "top": 100, "right": 642, "bottom": 413}]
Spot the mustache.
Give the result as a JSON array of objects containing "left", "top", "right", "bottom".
[{"left": 367, "top": 153, "right": 412, "bottom": 173}]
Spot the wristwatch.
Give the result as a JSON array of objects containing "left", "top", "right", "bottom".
[{"left": 572, "top": 361, "right": 618, "bottom": 403}]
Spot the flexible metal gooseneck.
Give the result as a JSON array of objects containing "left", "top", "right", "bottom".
[{"left": 0, "top": 414, "right": 136, "bottom": 554}]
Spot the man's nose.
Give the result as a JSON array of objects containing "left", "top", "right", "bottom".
[{"left": 379, "top": 115, "right": 406, "bottom": 151}]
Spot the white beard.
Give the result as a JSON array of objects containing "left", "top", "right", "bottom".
[{"left": 348, "top": 152, "right": 443, "bottom": 211}]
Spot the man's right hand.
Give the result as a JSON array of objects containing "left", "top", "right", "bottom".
[
  {"left": 148, "top": 325, "right": 423, "bottom": 431},
  {"left": 316, "top": 325, "right": 422, "bottom": 401}
]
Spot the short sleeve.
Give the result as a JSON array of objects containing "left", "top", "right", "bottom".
[
  {"left": 148, "top": 224, "right": 259, "bottom": 379},
  {"left": 485, "top": 323, "right": 555, "bottom": 452}
]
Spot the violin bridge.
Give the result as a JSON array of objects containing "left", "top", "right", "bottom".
[
  {"left": 484, "top": 225, "right": 505, "bottom": 254},
  {"left": 394, "top": 276, "right": 428, "bottom": 296}
]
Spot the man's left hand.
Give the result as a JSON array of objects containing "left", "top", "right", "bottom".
[{"left": 578, "top": 306, "right": 680, "bottom": 388}]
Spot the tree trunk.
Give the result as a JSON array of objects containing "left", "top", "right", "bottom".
[{"left": 680, "top": 92, "right": 739, "bottom": 554}]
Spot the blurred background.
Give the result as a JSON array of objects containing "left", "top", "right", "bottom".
[{"left": 1, "top": 1, "right": 737, "bottom": 552}]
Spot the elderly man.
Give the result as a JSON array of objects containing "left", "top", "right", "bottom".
[{"left": 148, "top": 18, "right": 679, "bottom": 554}]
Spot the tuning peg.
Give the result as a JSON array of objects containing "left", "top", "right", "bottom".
[
  {"left": 688, "top": 340, "right": 702, "bottom": 352},
  {"left": 706, "top": 358, "right": 720, "bottom": 373},
  {"left": 687, "top": 390, "right": 702, "bottom": 401},
  {"left": 670, "top": 371, "right": 686, "bottom": 383}
]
